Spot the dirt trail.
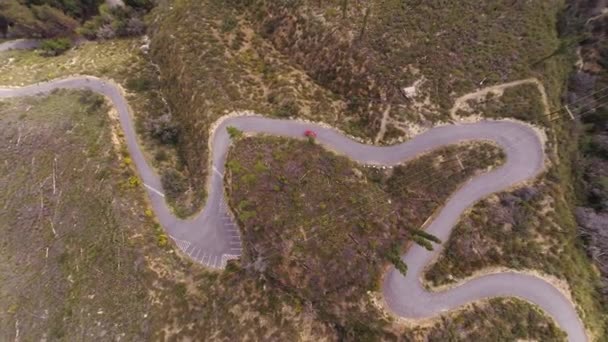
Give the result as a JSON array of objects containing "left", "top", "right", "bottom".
[
  {"left": 450, "top": 78, "right": 551, "bottom": 119},
  {"left": 376, "top": 77, "right": 551, "bottom": 142},
  {"left": 374, "top": 104, "right": 392, "bottom": 143}
]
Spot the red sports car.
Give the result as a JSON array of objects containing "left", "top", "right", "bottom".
[{"left": 304, "top": 130, "right": 317, "bottom": 138}]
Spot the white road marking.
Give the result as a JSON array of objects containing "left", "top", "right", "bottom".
[
  {"left": 221, "top": 254, "right": 240, "bottom": 268},
  {"left": 144, "top": 183, "right": 165, "bottom": 198},
  {"left": 184, "top": 244, "right": 193, "bottom": 254},
  {"left": 212, "top": 166, "right": 223, "bottom": 178},
  {"left": 169, "top": 235, "right": 191, "bottom": 251}
]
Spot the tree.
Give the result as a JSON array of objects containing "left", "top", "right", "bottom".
[
  {"left": 385, "top": 243, "right": 408, "bottom": 276},
  {"left": 0, "top": 0, "right": 45, "bottom": 37},
  {"left": 0, "top": 1, "right": 78, "bottom": 38},
  {"left": 32, "top": 5, "right": 79, "bottom": 37}
]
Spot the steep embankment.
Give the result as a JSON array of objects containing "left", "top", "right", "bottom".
[
  {"left": 231, "top": 1, "right": 565, "bottom": 133},
  {"left": 565, "top": 0, "right": 608, "bottom": 304},
  {"left": 147, "top": 0, "right": 347, "bottom": 215},
  {"left": 147, "top": 0, "right": 566, "bottom": 215}
]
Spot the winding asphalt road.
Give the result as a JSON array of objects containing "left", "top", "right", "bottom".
[{"left": 0, "top": 74, "right": 588, "bottom": 341}]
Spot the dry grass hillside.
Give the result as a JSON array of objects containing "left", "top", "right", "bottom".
[
  {"left": 0, "top": 91, "right": 564, "bottom": 341},
  {"left": 225, "top": 135, "right": 564, "bottom": 341},
  {"left": 233, "top": 0, "right": 567, "bottom": 134},
  {"left": 143, "top": 0, "right": 608, "bottom": 338},
  {"left": 147, "top": 0, "right": 569, "bottom": 215},
  {"left": 0, "top": 91, "right": 337, "bottom": 341}
]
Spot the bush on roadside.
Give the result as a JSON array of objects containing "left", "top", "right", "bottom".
[
  {"left": 161, "top": 169, "right": 187, "bottom": 200},
  {"left": 272, "top": 100, "right": 299, "bottom": 118},
  {"left": 39, "top": 38, "right": 72, "bottom": 56},
  {"left": 227, "top": 126, "right": 243, "bottom": 139}
]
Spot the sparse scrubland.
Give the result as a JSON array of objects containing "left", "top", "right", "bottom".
[
  {"left": 1, "top": 0, "right": 607, "bottom": 340},
  {"left": 0, "top": 91, "right": 563, "bottom": 340},
  {"left": 147, "top": 0, "right": 570, "bottom": 213},
  {"left": 568, "top": 0, "right": 608, "bottom": 328},
  {"left": 224, "top": 135, "right": 566, "bottom": 340},
  {"left": 423, "top": 2, "right": 608, "bottom": 339},
  {"left": 0, "top": 91, "right": 332, "bottom": 341},
  {"left": 0, "top": 90, "right": 156, "bottom": 340},
  {"left": 0, "top": 38, "right": 190, "bottom": 216}
]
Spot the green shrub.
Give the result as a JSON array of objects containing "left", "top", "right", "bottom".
[
  {"left": 146, "top": 114, "right": 180, "bottom": 144},
  {"left": 154, "top": 149, "right": 169, "bottom": 162},
  {"left": 77, "top": 16, "right": 104, "bottom": 39},
  {"left": 128, "top": 176, "right": 141, "bottom": 187},
  {"left": 272, "top": 100, "right": 299, "bottom": 118},
  {"left": 227, "top": 160, "right": 243, "bottom": 173},
  {"left": 227, "top": 126, "right": 243, "bottom": 139},
  {"left": 78, "top": 90, "right": 106, "bottom": 113},
  {"left": 157, "top": 233, "right": 168, "bottom": 247},
  {"left": 161, "top": 169, "right": 187, "bottom": 200},
  {"left": 40, "top": 38, "right": 72, "bottom": 56},
  {"left": 126, "top": 77, "right": 152, "bottom": 92},
  {"left": 254, "top": 160, "right": 267, "bottom": 173},
  {"left": 221, "top": 15, "right": 238, "bottom": 32}
]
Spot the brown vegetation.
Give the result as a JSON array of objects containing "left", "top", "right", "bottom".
[{"left": 223, "top": 135, "right": 568, "bottom": 340}]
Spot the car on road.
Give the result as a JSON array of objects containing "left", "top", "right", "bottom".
[{"left": 304, "top": 130, "right": 317, "bottom": 138}]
